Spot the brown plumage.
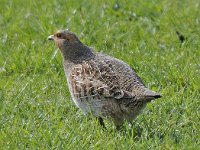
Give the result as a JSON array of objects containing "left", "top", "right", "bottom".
[{"left": 48, "top": 29, "right": 161, "bottom": 128}]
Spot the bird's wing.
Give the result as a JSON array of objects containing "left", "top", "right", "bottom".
[
  {"left": 70, "top": 60, "right": 134, "bottom": 100},
  {"left": 102, "top": 54, "right": 161, "bottom": 100}
]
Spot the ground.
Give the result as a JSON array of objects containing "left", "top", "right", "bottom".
[{"left": 0, "top": 0, "right": 199, "bottom": 149}]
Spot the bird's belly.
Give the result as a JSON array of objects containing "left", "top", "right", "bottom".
[{"left": 72, "top": 95, "right": 107, "bottom": 116}]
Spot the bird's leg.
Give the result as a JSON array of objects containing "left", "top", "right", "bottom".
[{"left": 98, "top": 117, "right": 106, "bottom": 129}]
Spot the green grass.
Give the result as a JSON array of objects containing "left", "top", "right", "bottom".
[{"left": 0, "top": 0, "right": 200, "bottom": 149}]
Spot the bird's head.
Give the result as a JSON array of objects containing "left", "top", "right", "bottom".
[
  {"left": 48, "top": 29, "right": 94, "bottom": 63},
  {"left": 48, "top": 29, "right": 81, "bottom": 52}
]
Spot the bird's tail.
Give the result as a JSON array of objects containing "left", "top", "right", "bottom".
[{"left": 144, "top": 89, "right": 162, "bottom": 102}]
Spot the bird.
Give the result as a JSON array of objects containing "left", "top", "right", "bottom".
[{"left": 48, "top": 29, "right": 161, "bottom": 129}]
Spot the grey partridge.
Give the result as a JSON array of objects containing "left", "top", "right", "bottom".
[{"left": 48, "top": 29, "right": 161, "bottom": 128}]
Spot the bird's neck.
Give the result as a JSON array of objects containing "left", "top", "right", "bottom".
[{"left": 62, "top": 43, "right": 95, "bottom": 64}]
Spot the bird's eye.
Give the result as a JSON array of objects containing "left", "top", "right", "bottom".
[{"left": 57, "top": 33, "right": 62, "bottom": 38}]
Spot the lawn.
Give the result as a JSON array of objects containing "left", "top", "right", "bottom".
[{"left": 0, "top": 0, "right": 199, "bottom": 149}]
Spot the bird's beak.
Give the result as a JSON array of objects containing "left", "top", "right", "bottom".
[{"left": 48, "top": 35, "right": 54, "bottom": 41}]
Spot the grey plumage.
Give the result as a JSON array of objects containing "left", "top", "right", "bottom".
[{"left": 48, "top": 30, "right": 161, "bottom": 128}]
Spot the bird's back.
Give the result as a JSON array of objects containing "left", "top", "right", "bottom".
[{"left": 95, "top": 53, "right": 146, "bottom": 94}]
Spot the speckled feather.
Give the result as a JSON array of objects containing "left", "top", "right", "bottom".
[
  {"left": 64, "top": 53, "right": 160, "bottom": 126},
  {"left": 48, "top": 30, "right": 161, "bottom": 127}
]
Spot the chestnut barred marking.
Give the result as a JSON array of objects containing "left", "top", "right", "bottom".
[{"left": 49, "top": 30, "right": 161, "bottom": 127}]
